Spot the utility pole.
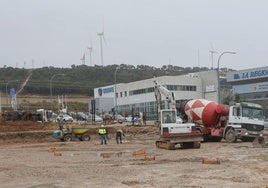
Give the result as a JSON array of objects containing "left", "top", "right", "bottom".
[{"left": 114, "top": 67, "right": 119, "bottom": 119}]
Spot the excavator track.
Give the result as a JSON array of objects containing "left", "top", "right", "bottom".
[{"left": 156, "top": 140, "right": 175, "bottom": 150}]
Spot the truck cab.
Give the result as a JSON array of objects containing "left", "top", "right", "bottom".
[{"left": 224, "top": 102, "right": 264, "bottom": 142}]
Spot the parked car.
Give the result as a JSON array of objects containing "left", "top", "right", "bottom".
[
  {"left": 87, "top": 114, "right": 103, "bottom": 122},
  {"left": 57, "top": 114, "right": 74, "bottom": 122},
  {"left": 102, "top": 113, "right": 113, "bottom": 123},
  {"left": 76, "top": 112, "right": 87, "bottom": 121},
  {"left": 125, "top": 115, "right": 133, "bottom": 122},
  {"left": 115, "top": 114, "right": 125, "bottom": 124}
]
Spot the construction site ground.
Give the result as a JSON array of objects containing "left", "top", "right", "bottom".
[{"left": 0, "top": 121, "right": 267, "bottom": 188}]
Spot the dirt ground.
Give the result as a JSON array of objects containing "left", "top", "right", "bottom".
[{"left": 0, "top": 121, "right": 267, "bottom": 188}]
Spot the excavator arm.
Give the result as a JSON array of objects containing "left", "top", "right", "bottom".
[
  {"left": 154, "top": 83, "right": 162, "bottom": 111},
  {"left": 154, "top": 80, "right": 176, "bottom": 109}
]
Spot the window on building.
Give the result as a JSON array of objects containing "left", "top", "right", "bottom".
[
  {"left": 129, "top": 87, "right": 154, "bottom": 96},
  {"left": 129, "top": 84, "right": 197, "bottom": 96}
]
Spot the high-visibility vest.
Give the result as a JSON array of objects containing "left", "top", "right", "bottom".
[
  {"left": 98, "top": 128, "right": 106, "bottom": 135},
  {"left": 117, "top": 129, "right": 123, "bottom": 134}
]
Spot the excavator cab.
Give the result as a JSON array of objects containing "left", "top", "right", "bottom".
[{"left": 162, "top": 110, "right": 176, "bottom": 124}]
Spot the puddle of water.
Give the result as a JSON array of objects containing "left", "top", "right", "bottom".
[
  {"left": 98, "top": 151, "right": 133, "bottom": 158},
  {"left": 70, "top": 151, "right": 133, "bottom": 158}
]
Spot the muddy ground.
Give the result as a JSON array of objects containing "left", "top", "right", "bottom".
[{"left": 0, "top": 121, "right": 267, "bottom": 188}]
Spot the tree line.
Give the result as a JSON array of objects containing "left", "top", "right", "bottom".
[{"left": 0, "top": 64, "right": 216, "bottom": 97}]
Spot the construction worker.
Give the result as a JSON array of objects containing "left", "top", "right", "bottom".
[
  {"left": 98, "top": 124, "right": 107, "bottom": 145},
  {"left": 143, "top": 112, "right": 147, "bottom": 126},
  {"left": 116, "top": 128, "right": 125, "bottom": 144}
]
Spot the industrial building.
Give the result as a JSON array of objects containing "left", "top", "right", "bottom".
[
  {"left": 226, "top": 66, "right": 268, "bottom": 115},
  {"left": 93, "top": 70, "right": 218, "bottom": 120},
  {"left": 93, "top": 67, "right": 268, "bottom": 119}
]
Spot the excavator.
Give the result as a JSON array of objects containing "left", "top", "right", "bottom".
[{"left": 154, "top": 80, "right": 203, "bottom": 150}]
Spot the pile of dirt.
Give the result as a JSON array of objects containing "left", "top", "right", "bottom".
[
  {"left": 0, "top": 121, "right": 159, "bottom": 143},
  {"left": 0, "top": 121, "right": 57, "bottom": 132}
]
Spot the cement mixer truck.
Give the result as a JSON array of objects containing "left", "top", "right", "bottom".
[
  {"left": 154, "top": 80, "right": 264, "bottom": 145},
  {"left": 178, "top": 99, "right": 265, "bottom": 143}
]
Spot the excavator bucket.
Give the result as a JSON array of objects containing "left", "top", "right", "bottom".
[{"left": 252, "top": 130, "right": 268, "bottom": 148}]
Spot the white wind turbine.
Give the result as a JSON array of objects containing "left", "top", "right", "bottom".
[
  {"left": 97, "top": 26, "right": 107, "bottom": 66},
  {"left": 87, "top": 46, "right": 93, "bottom": 66},
  {"left": 80, "top": 53, "right": 85, "bottom": 65},
  {"left": 97, "top": 31, "right": 104, "bottom": 66},
  {"left": 209, "top": 43, "right": 217, "bottom": 69}
]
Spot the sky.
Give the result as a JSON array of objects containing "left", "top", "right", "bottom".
[{"left": 0, "top": 0, "right": 268, "bottom": 70}]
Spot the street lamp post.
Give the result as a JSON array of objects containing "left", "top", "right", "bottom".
[
  {"left": 50, "top": 74, "right": 64, "bottom": 111},
  {"left": 114, "top": 67, "right": 119, "bottom": 119},
  {"left": 217, "top": 52, "right": 236, "bottom": 103}
]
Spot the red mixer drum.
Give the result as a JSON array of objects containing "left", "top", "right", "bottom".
[{"left": 184, "top": 99, "right": 224, "bottom": 127}]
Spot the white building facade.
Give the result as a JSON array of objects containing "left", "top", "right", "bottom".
[{"left": 94, "top": 70, "right": 218, "bottom": 120}]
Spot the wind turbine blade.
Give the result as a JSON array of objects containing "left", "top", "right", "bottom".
[
  {"left": 209, "top": 42, "right": 217, "bottom": 53},
  {"left": 103, "top": 34, "right": 108, "bottom": 47},
  {"left": 102, "top": 19, "right": 105, "bottom": 34}
]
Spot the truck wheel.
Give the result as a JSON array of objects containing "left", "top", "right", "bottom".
[
  {"left": 82, "top": 134, "right": 91, "bottom": 141},
  {"left": 202, "top": 134, "right": 209, "bottom": 142},
  {"left": 64, "top": 134, "right": 72, "bottom": 142},
  {"left": 225, "top": 129, "right": 237, "bottom": 143}
]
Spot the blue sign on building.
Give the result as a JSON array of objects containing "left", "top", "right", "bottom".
[
  {"left": 229, "top": 67, "right": 268, "bottom": 82},
  {"left": 102, "top": 87, "right": 114, "bottom": 94}
]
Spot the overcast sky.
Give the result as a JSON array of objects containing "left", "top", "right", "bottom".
[{"left": 1, "top": 0, "right": 267, "bottom": 70}]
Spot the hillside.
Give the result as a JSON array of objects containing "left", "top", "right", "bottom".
[{"left": 0, "top": 64, "right": 212, "bottom": 97}]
